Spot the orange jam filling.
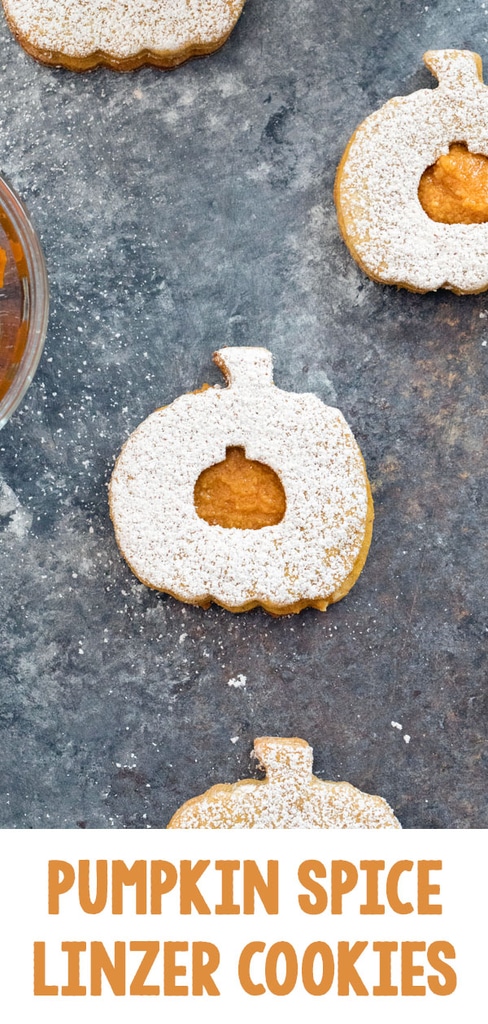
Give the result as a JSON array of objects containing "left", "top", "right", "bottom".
[
  {"left": 194, "top": 446, "right": 286, "bottom": 530},
  {"left": 0, "top": 247, "right": 7, "bottom": 289},
  {"left": 0, "top": 208, "right": 27, "bottom": 403},
  {"left": 418, "top": 142, "right": 488, "bottom": 223}
]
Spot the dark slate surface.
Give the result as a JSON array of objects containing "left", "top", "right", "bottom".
[{"left": 0, "top": 0, "right": 486, "bottom": 829}]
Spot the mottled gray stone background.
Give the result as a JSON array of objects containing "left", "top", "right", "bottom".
[{"left": 0, "top": 0, "right": 486, "bottom": 829}]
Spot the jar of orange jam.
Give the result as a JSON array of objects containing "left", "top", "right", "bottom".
[{"left": 0, "top": 176, "right": 48, "bottom": 428}]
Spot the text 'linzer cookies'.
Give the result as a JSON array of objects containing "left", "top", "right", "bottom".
[
  {"left": 109, "top": 347, "right": 373, "bottom": 615},
  {"left": 168, "top": 737, "right": 401, "bottom": 828},
  {"left": 1, "top": 0, "right": 246, "bottom": 71},
  {"left": 335, "top": 49, "right": 488, "bottom": 293}
]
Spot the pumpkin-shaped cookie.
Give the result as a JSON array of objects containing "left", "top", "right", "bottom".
[
  {"left": 335, "top": 50, "right": 488, "bottom": 293},
  {"left": 1, "top": 0, "right": 246, "bottom": 71},
  {"left": 167, "top": 737, "right": 401, "bottom": 828},
  {"left": 109, "top": 347, "right": 373, "bottom": 615}
]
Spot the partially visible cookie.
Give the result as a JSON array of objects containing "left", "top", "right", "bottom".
[
  {"left": 335, "top": 49, "right": 488, "bottom": 293},
  {"left": 1, "top": 0, "right": 246, "bottom": 71},
  {"left": 167, "top": 737, "right": 401, "bottom": 829},
  {"left": 109, "top": 347, "right": 373, "bottom": 616}
]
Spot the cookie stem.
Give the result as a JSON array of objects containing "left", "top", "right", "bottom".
[
  {"left": 254, "top": 737, "right": 314, "bottom": 784},
  {"left": 213, "top": 347, "right": 274, "bottom": 389},
  {"left": 423, "top": 49, "right": 483, "bottom": 90}
]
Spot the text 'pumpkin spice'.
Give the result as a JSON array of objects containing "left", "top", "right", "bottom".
[{"left": 109, "top": 348, "right": 373, "bottom": 615}]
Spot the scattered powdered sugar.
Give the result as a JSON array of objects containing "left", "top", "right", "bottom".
[
  {"left": 2, "top": 0, "right": 245, "bottom": 60},
  {"left": 336, "top": 50, "right": 488, "bottom": 292},
  {"left": 0, "top": 476, "right": 33, "bottom": 538},
  {"left": 168, "top": 737, "right": 401, "bottom": 829},
  {"left": 391, "top": 722, "right": 411, "bottom": 745},
  {"left": 227, "top": 674, "right": 247, "bottom": 688},
  {"left": 109, "top": 347, "right": 371, "bottom": 611}
]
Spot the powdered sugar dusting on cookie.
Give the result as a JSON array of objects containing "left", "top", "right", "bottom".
[
  {"left": 109, "top": 347, "right": 371, "bottom": 613},
  {"left": 168, "top": 737, "right": 401, "bottom": 829},
  {"left": 336, "top": 50, "right": 488, "bottom": 293},
  {"left": 2, "top": 0, "right": 245, "bottom": 62}
]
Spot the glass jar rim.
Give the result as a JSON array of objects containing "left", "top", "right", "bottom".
[{"left": 0, "top": 175, "right": 49, "bottom": 429}]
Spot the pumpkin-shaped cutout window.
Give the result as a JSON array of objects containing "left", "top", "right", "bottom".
[
  {"left": 418, "top": 142, "right": 488, "bottom": 223},
  {"left": 194, "top": 445, "right": 286, "bottom": 529}
]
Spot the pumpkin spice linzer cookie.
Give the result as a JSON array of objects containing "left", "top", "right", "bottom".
[
  {"left": 1, "top": 0, "right": 246, "bottom": 71},
  {"left": 167, "top": 737, "right": 401, "bottom": 829},
  {"left": 109, "top": 347, "right": 373, "bottom": 616},
  {"left": 335, "top": 49, "right": 488, "bottom": 293}
]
